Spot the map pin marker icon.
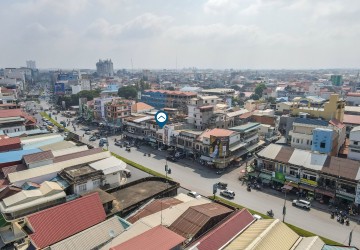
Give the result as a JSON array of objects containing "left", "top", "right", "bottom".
[{"left": 155, "top": 110, "right": 168, "bottom": 128}]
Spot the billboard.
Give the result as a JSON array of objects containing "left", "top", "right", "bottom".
[
  {"left": 209, "top": 135, "right": 229, "bottom": 158},
  {"left": 54, "top": 82, "right": 65, "bottom": 95}
]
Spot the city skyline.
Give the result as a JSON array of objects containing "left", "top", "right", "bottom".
[{"left": 1, "top": 0, "right": 360, "bottom": 69}]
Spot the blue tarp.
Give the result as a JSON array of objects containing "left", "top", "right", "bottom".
[{"left": 0, "top": 148, "right": 42, "bottom": 163}]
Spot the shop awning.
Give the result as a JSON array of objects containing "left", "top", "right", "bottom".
[
  {"left": 200, "top": 155, "right": 213, "bottom": 161},
  {"left": 282, "top": 185, "right": 293, "bottom": 191},
  {"left": 259, "top": 173, "right": 272, "bottom": 181},
  {"left": 299, "top": 184, "right": 315, "bottom": 192},
  {"left": 285, "top": 181, "right": 299, "bottom": 188},
  {"left": 229, "top": 142, "right": 246, "bottom": 152},
  {"left": 248, "top": 172, "right": 259, "bottom": 177},
  {"left": 285, "top": 176, "right": 300, "bottom": 183},
  {"left": 246, "top": 140, "right": 265, "bottom": 152},
  {"left": 336, "top": 193, "right": 354, "bottom": 202},
  {"left": 262, "top": 179, "right": 271, "bottom": 184},
  {"left": 272, "top": 178, "right": 285, "bottom": 184},
  {"left": 315, "top": 188, "right": 335, "bottom": 198}
]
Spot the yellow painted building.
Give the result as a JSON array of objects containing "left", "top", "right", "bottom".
[{"left": 292, "top": 94, "right": 345, "bottom": 122}]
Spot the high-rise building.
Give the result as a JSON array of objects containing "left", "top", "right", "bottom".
[
  {"left": 96, "top": 59, "right": 114, "bottom": 77},
  {"left": 330, "top": 74, "right": 343, "bottom": 86},
  {"left": 26, "top": 60, "right": 36, "bottom": 70}
]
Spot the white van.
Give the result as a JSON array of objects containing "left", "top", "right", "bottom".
[{"left": 292, "top": 199, "right": 311, "bottom": 209}]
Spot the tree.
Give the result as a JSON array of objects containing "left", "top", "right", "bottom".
[
  {"left": 267, "top": 97, "right": 276, "bottom": 104},
  {"left": 118, "top": 86, "right": 137, "bottom": 99},
  {"left": 239, "top": 92, "right": 246, "bottom": 98},
  {"left": 255, "top": 83, "right": 266, "bottom": 98},
  {"left": 231, "top": 85, "right": 241, "bottom": 91},
  {"left": 166, "top": 86, "right": 175, "bottom": 91},
  {"left": 250, "top": 94, "right": 260, "bottom": 100}
]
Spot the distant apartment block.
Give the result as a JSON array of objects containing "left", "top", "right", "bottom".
[
  {"left": 26, "top": 60, "right": 36, "bottom": 70},
  {"left": 96, "top": 59, "right": 114, "bottom": 77}
]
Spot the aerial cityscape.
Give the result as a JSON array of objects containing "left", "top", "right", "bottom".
[{"left": 0, "top": 0, "right": 360, "bottom": 250}]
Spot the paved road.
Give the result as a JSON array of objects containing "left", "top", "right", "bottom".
[{"left": 40, "top": 101, "right": 360, "bottom": 246}]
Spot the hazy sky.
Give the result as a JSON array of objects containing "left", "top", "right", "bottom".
[{"left": 1, "top": 0, "right": 360, "bottom": 69}]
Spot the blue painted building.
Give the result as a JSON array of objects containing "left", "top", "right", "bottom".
[
  {"left": 141, "top": 91, "right": 167, "bottom": 109},
  {"left": 311, "top": 128, "right": 333, "bottom": 154}
]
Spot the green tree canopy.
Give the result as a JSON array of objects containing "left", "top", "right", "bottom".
[
  {"left": 255, "top": 83, "right": 267, "bottom": 97},
  {"left": 118, "top": 86, "right": 137, "bottom": 99},
  {"left": 250, "top": 94, "right": 260, "bottom": 100}
]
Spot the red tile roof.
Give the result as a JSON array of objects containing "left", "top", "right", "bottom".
[
  {"left": 0, "top": 109, "right": 36, "bottom": 125},
  {"left": 239, "top": 111, "right": 253, "bottom": 119},
  {"left": 343, "top": 114, "right": 360, "bottom": 125},
  {"left": 53, "top": 148, "right": 102, "bottom": 163},
  {"left": 27, "top": 193, "right": 106, "bottom": 249},
  {"left": 132, "top": 102, "right": 154, "bottom": 112},
  {"left": 0, "top": 178, "right": 9, "bottom": 189},
  {"left": 110, "top": 225, "right": 185, "bottom": 250},
  {"left": 189, "top": 209, "right": 255, "bottom": 250},
  {"left": 0, "top": 137, "right": 21, "bottom": 152}
]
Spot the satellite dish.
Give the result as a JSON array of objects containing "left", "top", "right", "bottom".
[{"left": 109, "top": 230, "right": 115, "bottom": 238}]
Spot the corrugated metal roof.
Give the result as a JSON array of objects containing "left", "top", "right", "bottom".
[
  {"left": 6, "top": 129, "right": 49, "bottom": 138},
  {"left": 293, "top": 118, "right": 329, "bottom": 127},
  {"left": 23, "top": 150, "right": 54, "bottom": 164},
  {"left": 20, "top": 134, "right": 62, "bottom": 144},
  {"left": 189, "top": 209, "right": 255, "bottom": 250},
  {"left": 54, "top": 148, "right": 103, "bottom": 163},
  {"left": 39, "top": 141, "right": 76, "bottom": 151},
  {"left": 81, "top": 188, "right": 116, "bottom": 204},
  {"left": 89, "top": 156, "right": 127, "bottom": 175},
  {"left": 110, "top": 225, "right": 185, "bottom": 250},
  {"left": 169, "top": 203, "right": 233, "bottom": 240},
  {"left": 293, "top": 236, "right": 324, "bottom": 250},
  {"left": 0, "top": 148, "right": 42, "bottom": 164},
  {"left": 27, "top": 193, "right": 106, "bottom": 249},
  {"left": 127, "top": 197, "right": 183, "bottom": 223},
  {"left": 8, "top": 151, "right": 111, "bottom": 184},
  {"left": 101, "top": 197, "right": 211, "bottom": 250},
  {"left": 274, "top": 146, "right": 294, "bottom": 163},
  {"left": 2, "top": 164, "right": 27, "bottom": 177},
  {"left": 257, "top": 144, "right": 282, "bottom": 160},
  {"left": 51, "top": 145, "right": 88, "bottom": 157},
  {"left": 50, "top": 216, "right": 128, "bottom": 250}
]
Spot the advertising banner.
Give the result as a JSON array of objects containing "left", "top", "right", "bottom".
[{"left": 209, "top": 135, "right": 229, "bottom": 158}]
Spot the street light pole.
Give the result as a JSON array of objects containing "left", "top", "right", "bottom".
[{"left": 283, "top": 190, "right": 287, "bottom": 222}]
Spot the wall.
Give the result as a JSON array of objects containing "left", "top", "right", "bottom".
[
  {"left": 0, "top": 125, "right": 25, "bottom": 134},
  {"left": 104, "top": 172, "right": 121, "bottom": 186},
  {"left": 74, "top": 178, "right": 102, "bottom": 195},
  {"left": 348, "top": 130, "right": 360, "bottom": 160},
  {"left": 311, "top": 128, "right": 333, "bottom": 154}
]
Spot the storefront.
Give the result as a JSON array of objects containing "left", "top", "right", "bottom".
[
  {"left": 259, "top": 172, "right": 272, "bottom": 185},
  {"left": 272, "top": 172, "right": 285, "bottom": 185},
  {"left": 335, "top": 190, "right": 355, "bottom": 203},
  {"left": 314, "top": 188, "right": 335, "bottom": 204},
  {"left": 299, "top": 178, "right": 317, "bottom": 201}
]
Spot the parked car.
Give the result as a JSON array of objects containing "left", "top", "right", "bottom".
[
  {"left": 99, "top": 138, "right": 108, "bottom": 147},
  {"left": 166, "top": 156, "right": 177, "bottom": 162},
  {"left": 217, "top": 182, "right": 228, "bottom": 189},
  {"left": 220, "top": 189, "right": 235, "bottom": 199},
  {"left": 115, "top": 141, "right": 124, "bottom": 147},
  {"left": 89, "top": 136, "right": 97, "bottom": 141},
  {"left": 292, "top": 199, "right": 311, "bottom": 209},
  {"left": 187, "top": 191, "right": 201, "bottom": 199},
  {"left": 85, "top": 131, "right": 91, "bottom": 135},
  {"left": 175, "top": 152, "right": 186, "bottom": 159}
]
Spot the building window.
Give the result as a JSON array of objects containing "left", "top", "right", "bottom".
[
  {"left": 290, "top": 167, "right": 297, "bottom": 176},
  {"left": 296, "top": 139, "right": 299, "bottom": 143},
  {"left": 93, "top": 179, "right": 101, "bottom": 187},
  {"left": 78, "top": 183, "right": 87, "bottom": 192},
  {"left": 351, "top": 148, "right": 360, "bottom": 153},
  {"left": 301, "top": 139, "right": 303, "bottom": 144},
  {"left": 309, "top": 176, "right": 316, "bottom": 181},
  {"left": 307, "top": 140, "right": 309, "bottom": 145},
  {"left": 354, "top": 141, "right": 359, "bottom": 145},
  {"left": 293, "top": 138, "right": 295, "bottom": 143},
  {"left": 320, "top": 142, "right": 326, "bottom": 148}
]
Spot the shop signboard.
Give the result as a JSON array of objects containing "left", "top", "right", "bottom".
[
  {"left": 300, "top": 178, "right": 318, "bottom": 187},
  {"left": 209, "top": 136, "right": 229, "bottom": 158},
  {"left": 355, "top": 184, "right": 360, "bottom": 204}
]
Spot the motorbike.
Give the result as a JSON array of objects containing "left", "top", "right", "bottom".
[
  {"left": 247, "top": 186, "right": 251, "bottom": 192},
  {"left": 148, "top": 153, "right": 151, "bottom": 157},
  {"left": 330, "top": 212, "right": 335, "bottom": 219},
  {"left": 267, "top": 210, "right": 274, "bottom": 217},
  {"left": 346, "top": 218, "right": 350, "bottom": 226},
  {"left": 144, "top": 153, "right": 146, "bottom": 156}
]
